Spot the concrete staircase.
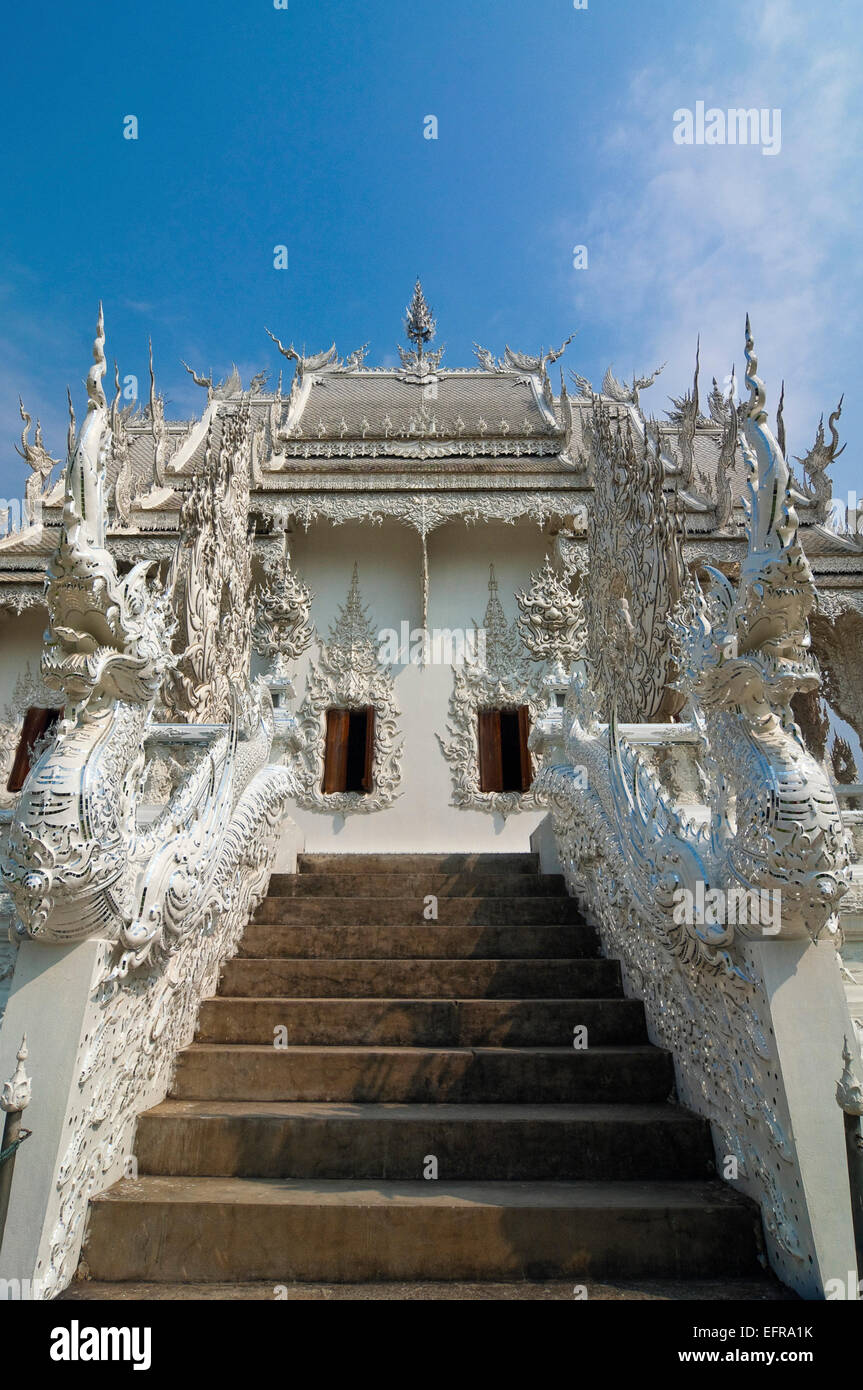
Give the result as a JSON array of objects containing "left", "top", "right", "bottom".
[{"left": 70, "top": 853, "right": 782, "bottom": 1299}]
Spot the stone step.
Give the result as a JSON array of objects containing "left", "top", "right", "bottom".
[
  {"left": 219, "top": 956, "right": 621, "bottom": 999},
  {"left": 269, "top": 873, "right": 568, "bottom": 898},
  {"left": 82, "top": 1176, "right": 764, "bottom": 1283},
  {"left": 254, "top": 897, "right": 585, "bottom": 926},
  {"left": 239, "top": 923, "right": 598, "bottom": 960},
  {"left": 60, "top": 1277, "right": 792, "bottom": 1301},
  {"left": 135, "top": 1100, "right": 712, "bottom": 1181},
  {"left": 197, "top": 996, "right": 647, "bottom": 1047},
  {"left": 171, "top": 1043, "right": 673, "bottom": 1103},
  {"left": 297, "top": 853, "right": 540, "bottom": 876}
]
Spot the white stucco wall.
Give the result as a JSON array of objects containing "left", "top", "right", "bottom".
[
  {"left": 277, "top": 517, "right": 551, "bottom": 853},
  {"left": 0, "top": 520, "right": 556, "bottom": 857}
]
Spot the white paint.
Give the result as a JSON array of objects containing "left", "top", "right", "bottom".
[
  {"left": 0, "top": 937, "right": 108, "bottom": 1291},
  {"left": 281, "top": 518, "right": 550, "bottom": 851},
  {"left": 751, "top": 937, "right": 859, "bottom": 1297}
]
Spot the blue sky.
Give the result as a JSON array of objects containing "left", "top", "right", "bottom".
[{"left": 0, "top": 0, "right": 860, "bottom": 504}]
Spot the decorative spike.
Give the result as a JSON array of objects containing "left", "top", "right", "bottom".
[
  {"left": 63, "top": 307, "right": 111, "bottom": 549},
  {"left": 181, "top": 360, "right": 214, "bottom": 395},
  {"left": 66, "top": 387, "right": 76, "bottom": 458},
  {"left": 828, "top": 395, "right": 846, "bottom": 460},
  {"left": 15, "top": 397, "right": 31, "bottom": 459},
  {"left": 693, "top": 334, "right": 700, "bottom": 416},
  {"left": 148, "top": 337, "right": 156, "bottom": 418},
  {"left": 264, "top": 326, "right": 299, "bottom": 363},
  {"left": 86, "top": 302, "right": 107, "bottom": 412},
  {"left": 111, "top": 360, "right": 121, "bottom": 434},
  {"left": 744, "top": 314, "right": 767, "bottom": 424}
]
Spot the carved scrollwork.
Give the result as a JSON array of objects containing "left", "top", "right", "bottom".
[
  {"left": 515, "top": 553, "right": 585, "bottom": 664},
  {"left": 294, "top": 565, "right": 403, "bottom": 813},
  {"left": 251, "top": 527, "right": 315, "bottom": 683},
  {"left": 532, "top": 321, "right": 855, "bottom": 1281},
  {"left": 0, "top": 666, "right": 57, "bottom": 810},
  {"left": 438, "top": 564, "right": 550, "bottom": 816},
  {"left": 583, "top": 400, "right": 686, "bottom": 722},
  {"left": 166, "top": 402, "right": 256, "bottom": 727}
]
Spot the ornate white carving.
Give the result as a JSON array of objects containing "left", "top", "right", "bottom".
[
  {"left": 1, "top": 1035, "right": 30, "bottom": 1113},
  {"left": 294, "top": 565, "right": 402, "bottom": 813},
  {"left": 15, "top": 400, "right": 59, "bottom": 523},
  {"left": 515, "top": 553, "right": 585, "bottom": 664},
  {"left": 2, "top": 310, "right": 296, "bottom": 961},
  {"left": 396, "top": 279, "right": 445, "bottom": 381},
  {"left": 583, "top": 401, "right": 686, "bottom": 721},
  {"left": 601, "top": 362, "right": 665, "bottom": 408},
  {"left": 438, "top": 565, "right": 549, "bottom": 816},
  {"left": 2, "top": 310, "right": 176, "bottom": 945},
  {"left": 260, "top": 490, "right": 579, "bottom": 536},
  {"left": 36, "top": 761, "right": 289, "bottom": 1298},
  {"left": 166, "top": 403, "right": 256, "bottom": 726},
  {"left": 0, "top": 666, "right": 57, "bottom": 810},
  {"left": 533, "top": 321, "right": 854, "bottom": 1280},
  {"left": 796, "top": 396, "right": 845, "bottom": 525},
  {"left": 0, "top": 310, "right": 300, "bottom": 1298},
  {"left": 251, "top": 526, "right": 315, "bottom": 683}
]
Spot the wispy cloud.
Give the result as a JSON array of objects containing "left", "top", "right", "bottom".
[{"left": 554, "top": 0, "right": 862, "bottom": 491}]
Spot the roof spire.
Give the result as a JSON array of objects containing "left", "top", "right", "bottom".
[{"left": 404, "top": 279, "right": 436, "bottom": 359}]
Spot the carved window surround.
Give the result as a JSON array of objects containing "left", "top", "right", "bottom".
[
  {"left": 437, "top": 565, "right": 550, "bottom": 817},
  {"left": 294, "top": 565, "right": 403, "bottom": 814}
]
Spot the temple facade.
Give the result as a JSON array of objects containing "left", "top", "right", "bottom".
[
  {"left": 2, "top": 284, "right": 860, "bottom": 854},
  {"left": 0, "top": 289, "right": 862, "bottom": 1299}
]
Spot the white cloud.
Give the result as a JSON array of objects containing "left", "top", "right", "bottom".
[{"left": 555, "top": 0, "right": 862, "bottom": 493}]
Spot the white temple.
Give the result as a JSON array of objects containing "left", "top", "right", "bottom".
[{"left": 0, "top": 287, "right": 862, "bottom": 1300}]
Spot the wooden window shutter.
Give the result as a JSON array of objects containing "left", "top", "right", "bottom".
[
  {"left": 361, "top": 705, "right": 375, "bottom": 792},
  {"left": 322, "top": 708, "right": 350, "bottom": 793},
  {"left": 7, "top": 706, "right": 62, "bottom": 793},
  {"left": 478, "top": 709, "right": 503, "bottom": 793},
  {"left": 517, "top": 705, "right": 533, "bottom": 792}
]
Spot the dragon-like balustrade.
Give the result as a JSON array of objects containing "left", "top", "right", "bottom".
[
  {"left": 533, "top": 319, "right": 858, "bottom": 1297},
  {"left": 0, "top": 309, "right": 300, "bottom": 1296}
]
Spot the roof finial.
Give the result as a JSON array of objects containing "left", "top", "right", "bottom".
[{"left": 404, "top": 279, "right": 436, "bottom": 360}]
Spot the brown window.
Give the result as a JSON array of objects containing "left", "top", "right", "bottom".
[
  {"left": 6, "top": 705, "right": 63, "bottom": 793},
  {"left": 322, "top": 706, "right": 375, "bottom": 794},
  {"left": 477, "top": 706, "right": 532, "bottom": 793}
]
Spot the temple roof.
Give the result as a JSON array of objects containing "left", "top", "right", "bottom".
[
  {"left": 1, "top": 289, "right": 854, "bottom": 603},
  {"left": 283, "top": 368, "right": 556, "bottom": 442}
]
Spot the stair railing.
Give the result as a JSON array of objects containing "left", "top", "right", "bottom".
[
  {"left": 0, "top": 310, "right": 301, "bottom": 1299},
  {"left": 532, "top": 323, "right": 859, "bottom": 1298}
]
